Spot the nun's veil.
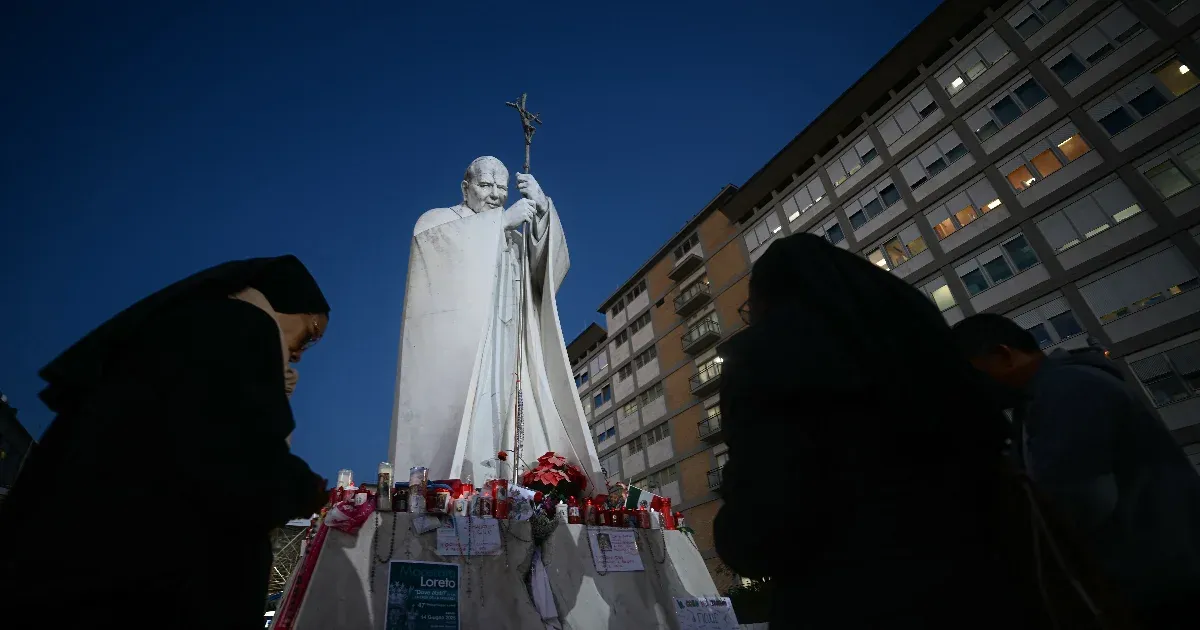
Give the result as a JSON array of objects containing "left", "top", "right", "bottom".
[
  {"left": 719, "top": 234, "right": 1006, "bottom": 451},
  {"left": 39, "top": 255, "right": 330, "bottom": 413}
]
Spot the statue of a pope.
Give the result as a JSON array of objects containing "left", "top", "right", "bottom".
[{"left": 389, "top": 156, "right": 605, "bottom": 492}]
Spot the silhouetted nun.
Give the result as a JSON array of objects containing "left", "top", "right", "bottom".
[
  {"left": 713, "top": 234, "right": 1133, "bottom": 629},
  {"left": 0, "top": 255, "right": 332, "bottom": 630}
]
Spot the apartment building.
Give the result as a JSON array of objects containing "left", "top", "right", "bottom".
[{"left": 568, "top": 0, "right": 1200, "bottom": 591}]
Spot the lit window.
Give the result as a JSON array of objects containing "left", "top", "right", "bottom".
[
  {"left": 923, "top": 277, "right": 957, "bottom": 312},
  {"left": 940, "top": 31, "right": 1010, "bottom": 95},
  {"left": 1154, "top": 59, "right": 1198, "bottom": 97}
]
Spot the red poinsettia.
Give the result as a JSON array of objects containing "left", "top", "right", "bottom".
[
  {"left": 520, "top": 451, "right": 588, "bottom": 502},
  {"left": 537, "top": 452, "right": 567, "bottom": 467}
]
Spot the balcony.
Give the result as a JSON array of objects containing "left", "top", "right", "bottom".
[
  {"left": 689, "top": 360, "right": 723, "bottom": 396},
  {"left": 697, "top": 412, "right": 723, "bottom": 441},
  {"left": 673, "top": 281, "right": 712, "bottom": 316},
  {"left": 681, "top": 317, "right": 721, "bottom": 354},
  {"left": 667, "top": 251, "right": 703, "bottom": 281},
  {"left": 707, "top": 466, "right": 724, "bottom": 491}
]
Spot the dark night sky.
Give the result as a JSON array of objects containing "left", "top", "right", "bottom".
[{"left": 0, "top": 0, "right": 940, "bottom": 480}]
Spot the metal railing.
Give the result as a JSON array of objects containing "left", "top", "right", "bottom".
[
  {"left": 682, "top": 317, "right": 720, "bottom": 347},
  {"left": 689, "top": 361, "right": 723, "bottom": 392},
  {"left": 673, "top": 281, "right": 711, "bottom": 312},
  {"left": 697, "top": 413, "right": 722, "bottom": 439},
  {"left": 707, "top": 466, "right": 724, "bottom": 490}
]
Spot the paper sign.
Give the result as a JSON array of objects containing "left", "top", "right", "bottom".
[
  {"left": 586, "top": 526, "right": 644, "bottom": 572},
  {"left": 435, "top": 517, "right": 502, "bottom": 556},
  {"left": 386, "top": 560, "right": 460, "bottom": 630},
  {"left": 673, "top": 597, "right": 739, "bottom": 630}
]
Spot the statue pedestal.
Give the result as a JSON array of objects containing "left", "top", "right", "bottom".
[
  {"left": 292, "top": 513, "right": 544, "bottom": 630},
  {"left": 288, "top": 515, "right": 719, "bottom": 630},
  {"left": 539, "top": 524, "right": 720, "bottom": 630}
]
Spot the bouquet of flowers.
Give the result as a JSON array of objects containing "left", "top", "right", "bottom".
[{"left": 520, "top": 451, "right": 588, "bottom": 504}]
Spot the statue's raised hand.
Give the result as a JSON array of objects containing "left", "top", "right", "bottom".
[
  {"left": 516, "top": 173, "right": 548, "bottom": 214},
  {"left": 504, "top": 198, "right": 538, "bottom": 231}
]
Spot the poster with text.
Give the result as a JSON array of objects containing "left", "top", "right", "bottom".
[
  {"left": 586, "top": 526, "right": 644, "bottom": 572},
  {"left": 674, "top": 597, "right": 739, "bottom": 630},
  {"left": 435, "top": 517, "right": 502, "bottom": 556},
  {"left": 386, "top": 560, "right": 460, "bottom": 630}
]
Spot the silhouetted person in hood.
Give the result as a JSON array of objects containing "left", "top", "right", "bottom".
[
  {"left": 713, "top": 234, "right": 1134, "bottom": 629},
  {"left": 953, "top": 313, "right": 1200, "bottom": 629},
  {"left": 0, "top": 255, "right": 332, "bottom": 630}
]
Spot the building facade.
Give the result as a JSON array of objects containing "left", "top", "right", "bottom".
[{"left": 569, "top": 0, "right": 1200, "bottom": 592}]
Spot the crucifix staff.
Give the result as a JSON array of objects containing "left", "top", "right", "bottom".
[
  {"left": 504, "top": 92, "right": 543, "bottom": 484},
  {"left": 505, "top": 93, "right": 542, "bottom": 174}
]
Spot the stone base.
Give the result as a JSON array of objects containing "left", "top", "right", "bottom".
[
  {"left": 290, "top": 515, "right": 719, "bottom": 630},
  {"left": 539, "top": 525, "right": 719, "bottom": 630},
  {"left": 292, "top": 513, "right": 544, "bottom": 630}
]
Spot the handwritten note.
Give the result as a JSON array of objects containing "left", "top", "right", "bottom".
[
  {"left": 435, "top": 517, "right": 502, "bottom": 556},
  {"left": 673, "top": 597, "right": 739, "bottom": 630},
  {"left": 586, "top": 526, "right": 644, "bottom": 572}
]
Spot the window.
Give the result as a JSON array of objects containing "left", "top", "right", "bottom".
[
  {"left": 609, "top": 299, "right": 624, "bottom": 318},
  {"left": 1079, "top": 247, "right": 1199, "bottom": 323},
  {"left": 924, "top": 177, "right": 1003, "bottom": 240},
  {"left": 1010, "top": 296, "right": 1086, "bottom": 349},
  {"left": 878, "top": 87, "right": 940, "bottom": 146},
  {"left": 1130, "top": 341, "right": 1200, "bottom": 407},
  {"left": 646, "top": 423, "right": 671, "bottom": 445},
  {"left": 630, "top": 312, "right": 652, "bottom": 334},
  {"left": 744, "top": 211, "right": 783, "bottom": 254},
  {"left": 593, "top": 416, "right": 616, "bottom": 446},
  {"left": 923, "top": 276, "right": 958, "bottom": 312},
  {"left": 626, "top": 279, "right": 647, "bottom": 303},
  {"left": 1008, "top": 0, "right": 1075, "bottom": 41},
  {"left": 939, "top": 30, "right": 1010, "bottom": 96},
  {"left": 1140, "top": 136, "right": 1200, "bottom": 198},
  {"left": 782, "top": 176, "right": 827, "bottom": 222},
  {"left": 1044, "top": 6, "right": 1146, "bottom": 85},
  {"left": 634, "top": 345, "right": 658, "bottom": 369},
  {"left": 600, "top": 453, "right": 620, "bottom": 479},
  {"left": 846, "top": 179, "right": 903, "bottom": 229},
  {"left": 1000, "top": 122, "right": 1090, "bottom": 192},
  {"left": 638, "top": 382, "right": 664, "bottom": 406},
  {"left": 590, "top": 351, "right": 609, "bottom": 375},
  {"left": 617, "top": 364, "right": 633, "bottom": 381},
  {"left": 593, "top": 384, "right": 612, "bottom": 407},
  {"left": 627, "top": 435, "right": 645, "bottom": 454},
  {"left": 614, "top": 330, "right": 629, "bottom": 346},
  {"left": 826, "top": 136, "right": 879, "bottom": 187},
  {"left": 574, "top": 370, "right": 589, "bottom": 387},
  {"left": 900, "top": 130, "right": 970, "bottom": 190},
  {"left": 865, "top": 223, "right": 927, "bottom": 271},
  {"left": 955, "top": 234, "right": 1041, "bottom": 295},
  {"left": 811, "top": 217, "right": 846, "bottom": 245},
  {"left": 621, "top": 399, "right": 639, "bottom": 418},
  {"left": 966, "top": 75, "right": 1050, "bottom": 142},
  {"left": 1089, "top": 56, "right": 1199, "bottom": 136},
  {"left": 645, "top": 465, "right": 679, "bottom": 490},
  {"left": 580, "top": 393, "right": 591, "bottom": 414},
  {"left": 1036, "top": 178, "right": 1143, "bottom": 252},
  {"left": 673, "top": 233, "right": 700, "bottom": 260}
]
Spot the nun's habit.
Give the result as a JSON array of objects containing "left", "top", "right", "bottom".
[
  {"left": 0, "top": 255, "right": 331, "bottom": 629},
  {"left": 712, "top": 234, "right": 1123, "bottom": 628}
]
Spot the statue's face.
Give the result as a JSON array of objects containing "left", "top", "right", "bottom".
[{"left": 461, "top": 163, "right": 509, "bottom": 213}]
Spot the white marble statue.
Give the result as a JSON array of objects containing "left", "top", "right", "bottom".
[{"left": 389, "top": 156, "right": 605, "bottom": 492}]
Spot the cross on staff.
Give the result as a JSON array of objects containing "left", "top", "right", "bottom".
[{"left": 505, "top": 93, "right": 542, "bottom": 174}]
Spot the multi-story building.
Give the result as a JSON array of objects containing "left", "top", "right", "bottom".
[{"left": 569, "top": 0, "right": 1200, "bottom": 591}]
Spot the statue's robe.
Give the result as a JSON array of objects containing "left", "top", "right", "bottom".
[{"left": 389, "top": 199, "right": 605, "bottom": 491}]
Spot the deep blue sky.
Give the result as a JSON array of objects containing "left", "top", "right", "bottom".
[{"left": 1, "top": 1, "right": 939, "bottom": 482}]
